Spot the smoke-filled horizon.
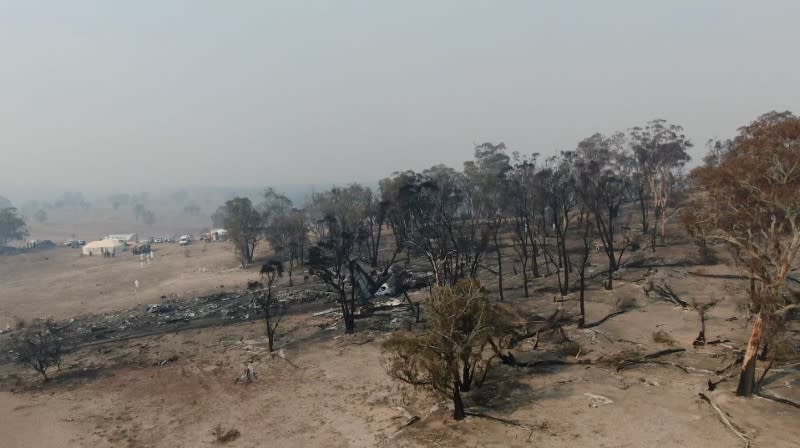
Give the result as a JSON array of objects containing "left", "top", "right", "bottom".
[{"left": 2, "top": 1, "right": 799, "bottom": 201}]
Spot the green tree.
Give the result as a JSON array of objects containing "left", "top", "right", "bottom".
[
  {"left": 224, "top": 197, "right": 263, "bottom": 268},
  {"left": 628, "top": 119, "right": 692, "bottom": 248},
  {"left": 0, "top": 207, "right": 28, "bottom": 247},
  {"left": 464, "top": 142, "right": 512, "bottom": 300},
  {"left": 267, "top": 209, "right": 307, "bottom": 286},
  {"left": 382, "top": 280, "right": 511, "bottom": 420}
]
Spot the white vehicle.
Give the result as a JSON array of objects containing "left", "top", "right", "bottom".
[{"left": 179, "top": 236, "right": 191, "bottom": 246}]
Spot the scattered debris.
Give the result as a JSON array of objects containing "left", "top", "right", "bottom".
[
  {"left": 0, "top": 287, "right": 340, "bottom": 354},
  {"left": 235, "top": 365, "right": 257, "bottom": 384},
  {"left": 584, "top": 393, "right": 614, "bottom": 407},
  {"left": 158, "top": 355, "right": 179, "bottom": 367},
  {"left": 211, "top": 425, "right": 241, "bottom": 443},
  {"left": 643, "top": 278, "right": 689, "bottom": 308},
  {"left": 312, "top": 308, "right": 339, "bottom": 317}
]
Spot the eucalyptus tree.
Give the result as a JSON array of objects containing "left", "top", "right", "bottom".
[
  {"left": 628, "top": 119, "right": 692, "bottom": 248},
  {"left": 573, "top": 132, "right": 629, "bottom": 290},
  {"left": 0, "top": 207, "right": 27, "bottom": 248},
  {"left": 306, "top": 184, "right": 374, "bottom": 333},
  {"left": 380, "top": 164, "right": 485, "bottom": 287},
  {"left": 223, "top": 197, "right": 263, "bottom": 268},
  {"left": 507, "top": 152, "right": 541, "bottom": 297},
  {"left": 379, "top": 170, "right": 417, "bottom": 267},
  {"left": 537, "top": 156, "right": 577, "bottom": 296},
  {"left": 464, "top": 142, "right": 512, "bottom": 300},
  {"left": 688, "top": 111, "right": 800, "bottom": 396}
]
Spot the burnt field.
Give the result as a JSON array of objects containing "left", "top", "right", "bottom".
[{"left": 1, "top": 228, "right": 799, "bottom": 447}]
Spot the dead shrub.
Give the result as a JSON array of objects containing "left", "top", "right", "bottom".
[
  {"left": 9, "top": 318, "right": 64, "bottom": 381},
  {"left": 211, "top": 425, "right": 240, "bottom": 443},
  {"left": 561, "top": 340, "right": 582, "bottom": 357},
  {"left": 652, "top": 330, "right": 676, "bottom": 346}
]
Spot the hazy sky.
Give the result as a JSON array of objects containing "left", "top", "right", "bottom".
[{"left": 2, "top": 1, "right": 799, "bottom": 199}]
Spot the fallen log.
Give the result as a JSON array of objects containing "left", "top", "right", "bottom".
[
  {"left": 655, "top": 285, "right": 689, "bottom": 308},
  {"left": 583, "top": 310, "right": 627, "bottom": 328},
  {"left": 698, "top": 393, "right": 752, "bottom": 448},
  {"left": 755, "top": 391, "right": 800, "bottom": 409},
  {"left": 614, "top": 348, "right": 686, "bottom": 370}
]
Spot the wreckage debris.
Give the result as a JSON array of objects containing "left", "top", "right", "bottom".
[{"left": 0, "top": 288, "right": 345, "bottom": 350}]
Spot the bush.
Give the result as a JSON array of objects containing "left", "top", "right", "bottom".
[
  {"left": 9, "top": 319, "right": 64, "bottom": 381},
  {"left": 382, "top": 279, "right": 514, "bottom": 420}
]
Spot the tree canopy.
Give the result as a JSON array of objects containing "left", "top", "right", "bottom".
[{"left": 0, "top": 207, "right": 27, "bottom": 247}]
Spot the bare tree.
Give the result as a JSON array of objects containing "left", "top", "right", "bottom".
[
  {"left": 255, "top": 260, "right": 285, "bottom": 352},
  {"left": 9, "top": 319, "right": 64, "bottom": 381},
  {"left": 306, "top": 186, "right": 373, "bottom": 333},
  {"left": 308, "top": 232, "right": 357, "bottom": 333},
  {"left": 575, "top": 213, "right": 593, "bottom": 328}
]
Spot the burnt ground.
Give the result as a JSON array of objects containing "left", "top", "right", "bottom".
[{"left": 1, "top": 232, "right": 799, "bottom": 447}]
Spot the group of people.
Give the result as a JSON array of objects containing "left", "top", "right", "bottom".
[{"left": 99, "top": 247, "right": 115, "bottom": 257}]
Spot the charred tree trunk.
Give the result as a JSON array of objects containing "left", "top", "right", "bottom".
[
  {"left": 638, "top": 193, "right": 649, "bottom": 234},
  {"left": 578, "top": 226, "right": 591, "bottom": 328},
  {"left": 520, "top": 256, "right": 529, "bottom": 298},
  {"left": 553, "top": 233, "right": 569, "bottom": 296},
  {"left": 494, "top": 225, "right": 504, "bottom": 301},
  {"left": 287, "top": 256, "right": 294, "bottom": 287},
  {"left": 460, "top": 361, "right": 473, "bottom": 392},
  {"left": 264, "top": 290, "right": 275, "bottom": 352},
  {"left": 265, "top": 311, "right": 275, "bottom": 352},
  {"left": 452, "top": 381, "right": 466, "bottom": 420},
  {"left": 736, "top": 313, "right": 766, "bottom": 397}
]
